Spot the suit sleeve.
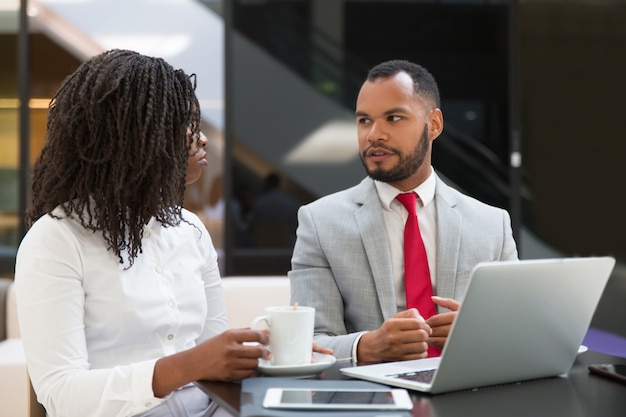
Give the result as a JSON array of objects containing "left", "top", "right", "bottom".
[
  {"left": 500, "top": 209, "right": 519, "bottom": 261},
  {"left": 289, "top": 205, "right": 362, "bottom": 360}
]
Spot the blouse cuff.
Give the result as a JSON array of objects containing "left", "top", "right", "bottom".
[{"left": 131, "top": 358, "right": 167, "bottom": 414}]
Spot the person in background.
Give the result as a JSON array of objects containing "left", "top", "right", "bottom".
[
  {"left": 289, "top": 59, "right": 518, "bottom": 365},
  {"left": 14, "top": 49, "right": 270, "bottom": 417},
  {"left": 249, "top": 172, "right": 299, "bottom": 248}
]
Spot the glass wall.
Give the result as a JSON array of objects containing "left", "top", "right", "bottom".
[
  {"left": 0, "top": 29, "right": 84, "bottom": 276},
  {"left": 1, "top": 9, "right": 21, "bottom": 274},
  {"left": 225, "top": 0, "right": 515, "bottom": 275},
  {"left": 4, "top": 0, "right": 626, "bottom": 279},
  {"left": 1, "top": 1, "right": 226, "bottom": 275},
  {"left": 227, "top": 0, "right": 626, "bottom": 268}
]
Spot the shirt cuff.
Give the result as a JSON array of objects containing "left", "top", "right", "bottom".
[
  {"left": 131, "top": 358, "right": 167, "bottom": 414},
  {"left": 351, "top": 332, "right": 368, "bottom": 366}
]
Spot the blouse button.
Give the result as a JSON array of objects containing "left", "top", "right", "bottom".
[
  {"left": 168, "top": 299, "right": 175, "bottom": 309},
  {"left": 144, "top": 230, "right": 152, "bottom": 238},
  {"left": 167, "top": 334, "right": 174, "bottom": 341},
  {"left": 155, "top": 265, "right": 163, "bottom": 273}
]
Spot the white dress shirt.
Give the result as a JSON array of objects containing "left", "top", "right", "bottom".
[
  {"left": 15, "top": 206, "right": 227, "bottom": 417},
  {"left": 374, "top": 167, "right": 438, "bottom": 311},
  {"left": 351, "top": 168, "right": 439, "bottom": 362}
]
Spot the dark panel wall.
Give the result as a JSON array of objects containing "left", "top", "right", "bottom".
[
  {"left": 520, "top": 3, "right": 626, "bottom": 260},
  {"left": 344, "top": 2, "right": 510, "bottom": 161}
]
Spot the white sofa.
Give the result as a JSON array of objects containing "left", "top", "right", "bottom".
[
  {"left": 0, "top": 276, "right": 289, "bottom": 417},
  {"left": 221, "top": 276, "right": 291, "bottom": 328},
  {"left": 0, "top": 278, "right": 45, "bottom": 417}
]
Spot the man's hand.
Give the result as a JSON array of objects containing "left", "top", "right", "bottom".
[
  {"left": 356, "top": 308, "right": 432, "bottom": 364},
  {"left": 425, "top": 296, "right": 460, "bottom": 350}
]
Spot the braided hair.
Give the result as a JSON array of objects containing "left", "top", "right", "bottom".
[{"left": 27, "top": 49, "right": 201, "bottom": 266}]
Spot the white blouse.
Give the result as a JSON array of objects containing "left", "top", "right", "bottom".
[{"left": 15, "top": 207, "right": 228, "bottom": 417}]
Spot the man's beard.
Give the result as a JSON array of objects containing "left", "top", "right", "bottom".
[{"left": 361, "top": 125, "right": 430, "bottom": 184}]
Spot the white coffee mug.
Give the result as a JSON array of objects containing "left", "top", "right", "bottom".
[{"left": 251, "top": 306, "right": 315, "bottom": 366}]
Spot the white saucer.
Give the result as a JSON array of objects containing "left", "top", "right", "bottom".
[
  {"left": 578, "top": 345, "right": 588, "bottom": 354},
  {"left": 257, "top": 352, "right": 336, "bottom": 378}
]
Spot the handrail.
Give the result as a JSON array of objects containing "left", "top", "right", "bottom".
[{"left": 205, "top": 0, "right": 532, "bottom": 211}]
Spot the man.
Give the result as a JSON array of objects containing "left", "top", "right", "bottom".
[
  {"left": 289, "top": 60, "right": 518, "bottom": 365},
  {"left": 250, "top": 172, "right": 299, "bottom": 248}
]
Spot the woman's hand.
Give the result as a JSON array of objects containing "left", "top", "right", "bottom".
[
  {"left": 311, "top": 342, "right": 333, "bottom": 362},
  {"left": 152, "top": 329, "right": 270, "bottom": 397},
  {"left": 195, "top": 329, "right": 271, "bottom": 381}
]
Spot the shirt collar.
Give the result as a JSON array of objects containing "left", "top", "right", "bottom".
[{"left": 374, "top": 167, "right": 436, "bottom": 211}]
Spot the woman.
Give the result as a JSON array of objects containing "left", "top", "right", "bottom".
[{"left": 15, "top": 49, "right": 271, "bottom": 417}]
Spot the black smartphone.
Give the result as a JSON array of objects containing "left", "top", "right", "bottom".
[{"left": 588, "top": 364, "right": 626, "bottom": 384}]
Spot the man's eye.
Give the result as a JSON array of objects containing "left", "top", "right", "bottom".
[
  {"left": 357, "top": 117, "right": 371, "bottom": 124},
  {"left": 389, "top": 115, "right": 402, "bottom": 122}
]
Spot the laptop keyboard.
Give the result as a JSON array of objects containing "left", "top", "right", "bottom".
[{"left": 386, "top": 369, "right": 436, "bottom": 384}]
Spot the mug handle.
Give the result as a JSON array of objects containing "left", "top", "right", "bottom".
[{"left": 251, "top": 315, "right": 270, "bottom": 331}]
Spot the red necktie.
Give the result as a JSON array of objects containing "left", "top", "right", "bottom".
[{"left": 396, "top": 192, "right": 440, "bottom": 357}]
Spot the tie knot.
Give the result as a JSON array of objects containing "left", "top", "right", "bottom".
[{"left": 396, "top": 192, "right": 417, "bottom": 215}]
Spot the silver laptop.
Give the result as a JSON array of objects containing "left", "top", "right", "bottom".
[{"left": 340, "top": 256, "right": 616, "bottom": 394}]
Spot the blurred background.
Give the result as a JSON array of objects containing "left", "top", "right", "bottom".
[{"left": 1, "top": 0, "right": 625, "bottom": 299}]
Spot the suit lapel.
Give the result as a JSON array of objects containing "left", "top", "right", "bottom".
[
  {"left": 434, "top": 176, "right": 461, "bottom": 300},
  {"left": 353, "top": 178, "right": 397, "bottom": 319},
  {"left": 350, "top": 175, "right": 463, "bottom": 316}
]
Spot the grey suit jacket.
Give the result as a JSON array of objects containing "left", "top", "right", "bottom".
[{"left": 289, "top": 173, "right": 518, "bottom": 360}]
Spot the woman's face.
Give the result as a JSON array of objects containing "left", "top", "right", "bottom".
[{"left": 185, "top": 129, "right": 208, "bottom": 185}]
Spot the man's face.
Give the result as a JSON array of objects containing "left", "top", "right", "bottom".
[{"left": 355, "top": 72, "right": 441, "bottom": 191}]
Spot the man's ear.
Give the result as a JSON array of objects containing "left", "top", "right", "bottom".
[{"left": 428, "top": 108, "right": 444, "bottom": 141}]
